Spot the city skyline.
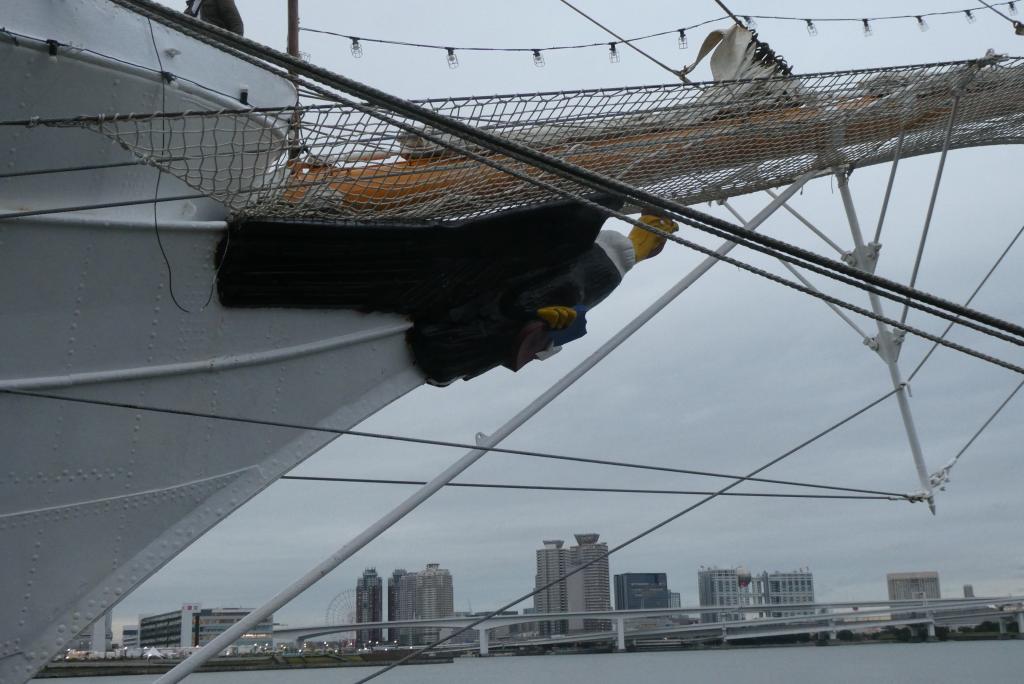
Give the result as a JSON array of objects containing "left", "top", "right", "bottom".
[{"left": 114, "top": 562, "right": 992, "bottom": 646}]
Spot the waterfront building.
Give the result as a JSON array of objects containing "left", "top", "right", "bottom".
[
  {"left": 697, "top": 567, "right": 752, "bottom": 623},
  {"left": 751, "top": 569, "right": 815, "bottom": 618},
  {"left": 395, "top": 570, "right": 419, "bottom": 645},
  {"left": 614, "top": 573, "right": 670, "bottom": 611},
  {"left": 121, "top": 625, "right": 139, "bottom": 651},
  {"left": 534, "top": 534, "right": 612, "bottom": 634},
  {"left": 355, "top": 568, "right": 383, "bottom": 647},
  {"left": 568, "top": 534, "right": 612, "bottom": 632},
  {"left": 886, "top": 571, "right": 941, "bottom": 600},
  {"left": 414, "top": 563, "right": 454, "bottom": 645},
  {"left": 139, "top": 603, "right": 203, "bottom": 649},
  {"left": 70, "top": 612, "right": 113, "bottom": 653},
  {"left": 386, "top": 569, "right": 407, "bottom": 643},
  {"left": 534, "top": 539, "right": 569, "bottom": 636},
  {"left": 138, "top": 604, "right": 272, "bottom": 650}
]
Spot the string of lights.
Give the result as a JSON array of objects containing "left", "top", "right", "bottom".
[{"left": 300, "top": 2, "right": 1020, "bottom": 68}]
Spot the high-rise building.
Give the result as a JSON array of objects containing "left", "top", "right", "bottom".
[
  {"left": 534, "top": 539, "right": 569, "bottom": 636},
  {"left": 356, "top": 568, "right": 383, "bottom": 647},
  {"left": 669, "top": 592, "right": 681, "bottom": 609},
  {"left": 568, "top": 534, "right": 611, "bottom": 632},
  {"left": 963, "top": 584, "right": 975, "bottom": 598},
  {"left": 614, "top": 573, "right": 670, "bottom": 611},
  {"left": 886, "top": 572, "right": 941, "bottom": 601},
  {"left": 751, "top": 569, "right": 815, "bottom": 618},
  {"left": 534, "top": 534, "right": 612, "bottom": 634},
  {"left": 387, "top": 569, "right": 407, "bottom": 643},
  {"left": 414, "top": 563, "right": 454, "bottom": 645},
  {"left": 697, "top": 567, "right": 753, "bottom": 623}
]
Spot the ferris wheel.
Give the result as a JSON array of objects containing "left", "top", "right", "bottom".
[{"left": 324, "top": 589, "right": 357, "bottom": 640}]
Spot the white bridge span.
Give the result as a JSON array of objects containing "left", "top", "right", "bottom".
[{"left": 277, "top": 597, "right": 1024, "bottom": 655}]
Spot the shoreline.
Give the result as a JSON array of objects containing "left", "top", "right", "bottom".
[{"left": 36, "top": 654, "right": 452, "bottom": 678}]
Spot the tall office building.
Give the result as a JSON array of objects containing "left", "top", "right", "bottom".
[
  {"left": 387, "top": 569, "right": 407, "bottom": 643},
  {"left": 568, "top": 534, "right": 612, "bottom": 632},
  {"left": 963, "top": 584, "right": 975, "bottom": 598},
  {"left": 614, "top": 573, "right": 670, "bottom": 610},
  {"left": 534, "top": 540, "right": 569, "bottom": 636},
  {"left": 886, "top": 571, "right": 941, "bottom": 601},
  {"left": 751, "top": 569, "right": 815, "bottom": 618},
  {"left": 414, "top": 563, "right": 454, "bottom": 645},
  {"left": 356, "top": 568, "right": 383, "bottom": 647},
  {"left": 697, "top": 567, "right": 752, "bottom": 623},
  {"left": 388, "top": 569, "right": 420, "bottom": 646},
  {"left": 669, "top": 592, "right": 682, "bottom": 609}
]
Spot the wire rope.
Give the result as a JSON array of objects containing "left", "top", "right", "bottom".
[
  {"left": 930, "top": 378, "right": 1024, "bottom": 488},
  {"left": 977, "top": 0, "right": 1024, "bottom": 31},
  {"left": 0, "top": 387, "right": 910, "bottom": 499},
  {"left": 280, "top": 475, "right": 904, "bottom": 500},
  {"left": 908, "top": 222, "right": 1024, "bottom": 383}
]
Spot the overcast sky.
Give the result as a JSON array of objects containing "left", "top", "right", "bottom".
[{"left": 121, "top": 0, "right": 1024, "bottom": 637}]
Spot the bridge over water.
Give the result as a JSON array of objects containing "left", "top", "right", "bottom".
[{"left": 276, "top": 596, "right": 1024, "bottom": 655}]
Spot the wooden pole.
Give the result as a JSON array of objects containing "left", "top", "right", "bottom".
[
  {"left": 287, "top": 0, "right": 299, "bottom": 57},
  {"left": 287, "top": 0, "right": 300, "bottom": 159}
]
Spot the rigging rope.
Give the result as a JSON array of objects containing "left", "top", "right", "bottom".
[
  {"left": 976, "top": 0, "right": 1024, "bottom": 32},
  {"left": 908, "top": 222, "right": 1024, "bottom": 383},
  {"left": 280, "top": 475, "right": 903, "bottom": 500},
  {"left": 929, "top": 379, "right": 1024, "bottom": 489},
  {"left": 0, "top": 387, "right": 910, "bottom": 499}
]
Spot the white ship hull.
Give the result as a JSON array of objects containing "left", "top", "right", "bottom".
[{"left": 0, "top": 3, "right": 423, "bottom": 682}]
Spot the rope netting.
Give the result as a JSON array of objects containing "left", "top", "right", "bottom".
[{"left": 90, "top": 56, "right": 1024, "bottom": 221}]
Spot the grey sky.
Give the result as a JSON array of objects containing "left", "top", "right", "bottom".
[{"left": 122, "top": 0, "right": 1024, "bottom": 637}]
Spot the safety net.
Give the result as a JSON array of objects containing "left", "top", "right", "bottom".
[{"left": 86, "top": 55, "right": 1024, "bottom": 222}]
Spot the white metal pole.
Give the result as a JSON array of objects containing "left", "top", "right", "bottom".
[
  {"left": 836, "top": 170, "right": 934, "bottom": 512},
  {"left": 154, "top": 174, "right": 815, "bottom": 684}
]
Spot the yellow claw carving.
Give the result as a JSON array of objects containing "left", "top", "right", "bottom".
[
  {"left": 630, "top": 213, "right": 679, "bottom": 261},
  {"left": 537, "top": 306, "right": 578, "bottom": 330}
]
